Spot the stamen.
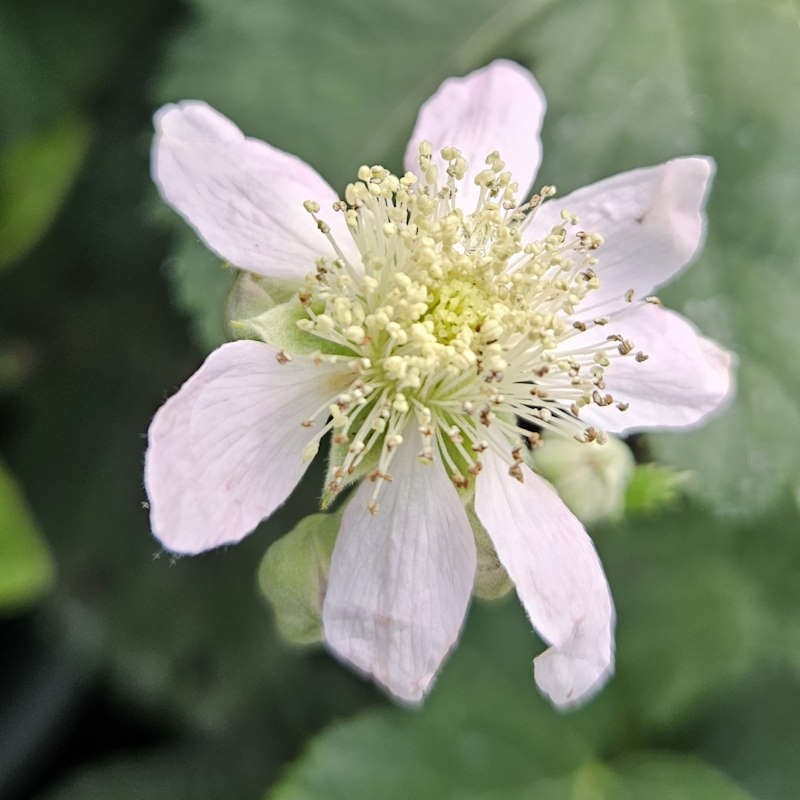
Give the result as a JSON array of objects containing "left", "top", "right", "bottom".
[{"left": 294, "top": 146, "right": 649, "bottom": 502}]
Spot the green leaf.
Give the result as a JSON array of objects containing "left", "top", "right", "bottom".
[
  {"left": 697, "top": 669, "right": 800, "bottom": 800},
  {"left": 0, "top": 114, "right": 90, "bottom": 269},
  {"left": 725, "top": 494, "right": 800, "bottom": 675},
  {"left": 609, "top": 753, "right": 754, "bottom": 800},
  {"left": 0, "top": 460, "right": 54, "bottom": 611},
  {"left": 599, "top": 503, "right": 767, "bottom": 730},
  {"left": 269, "top": 601, "right": 604, "bottom": 800},
  {"left": 519, "top": 755, "right": 755, "bottom": 800},
  {"left": 268, "top": 597, "right": 753, "bottom": 798}
]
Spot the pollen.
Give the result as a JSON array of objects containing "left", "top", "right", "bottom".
[{"left": 291, "top": 143, "right": 644, "bottom": 502}]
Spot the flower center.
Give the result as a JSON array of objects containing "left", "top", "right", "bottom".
[{"left": 294, "top": 143, "right": 645, "bottom": 509}]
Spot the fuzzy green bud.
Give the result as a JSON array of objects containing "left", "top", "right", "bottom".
[
  {"left": 532, "top": 435, "right": 635, "bottom": 526},
  {"left": 258, "top": 511, "right": 341, "bottom": 645}
]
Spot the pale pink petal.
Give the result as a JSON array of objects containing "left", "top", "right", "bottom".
[
  {"left": 404, "top": 60, "right": 546, "bottom": 212},
  {"left": 152, "top": 101, "right": 359, "bottom": 279},
  {"left": 475, "top": 450, "right": 615, "bottom": 708},
  {"left": 145, "top": 340, "right": 353, "bottom": 554},
  {"left": 528, "top": 158, "right": 714, "bottom": 315},
  {"left": 323, "top": 435, "right": 476, "bottom": 704},
  {"left": 570, "top": 303, "right": 735, "bottom": 435}
]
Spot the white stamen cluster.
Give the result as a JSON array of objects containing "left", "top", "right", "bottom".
[{"left": 290, "top": 143, "right": 646, "bottom": 510}]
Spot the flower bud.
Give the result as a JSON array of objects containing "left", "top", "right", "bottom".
[
  {"left": 258, "top": 512, "right": 341, "bottom": 645},
  {"left": 532, "top": 434, "right": 635, "bottom": 526}
]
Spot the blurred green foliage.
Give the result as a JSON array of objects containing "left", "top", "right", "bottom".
[
  {"left": 0, "top": 0, "right": 798, "bottom": 798},
  {"left": 0, "top": 114, "right": 90, "bottom": 270},
  {"left": 36, "top": 745, "right": 273, "bottom": 800},
  {"left": 0, "top": 460, "right": 53, "bottom": 610},
  {"left": 624, "top": 464, "right": 689, "bottom": 516},
  {"left": 0, "top": 0, "right": 165, "bottom": 141}
]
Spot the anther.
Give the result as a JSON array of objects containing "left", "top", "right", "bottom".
[
  {"left": 385, "top": 434, "right": 403, "bottom": 451},
  {"left": 509, "top": 463, "right": 524, "bottom": 482},
  {"left": 368, "top": 469, "right": 393, "bottom": 483},
  {"left": 451, "top": 472, "right": 469, "bottom": 489}
]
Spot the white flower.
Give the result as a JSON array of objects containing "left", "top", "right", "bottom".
[{"left": 145, "top": 60, "right": 734, "bottom": 709}]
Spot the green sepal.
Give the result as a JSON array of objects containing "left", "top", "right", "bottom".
[
  {"left": 258, "top": 511, "right": 343, "bottom": 646},
  {"left": 231, "top": 290, "right": 356, "bottom": 361},
  {"left": 232, "top": 296, "right": 315, "bottom": 351},
  {"left": 224, "top": 270, "right": 300, "bottom": 339},
  {"left": 225, "top": 269, "right": 313, "bottom": 346},
  {"left": 625, "top": 463, "right": 689, "bottom": 517}
]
